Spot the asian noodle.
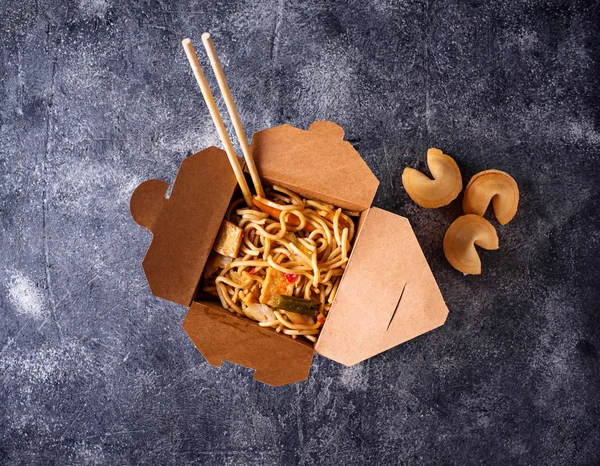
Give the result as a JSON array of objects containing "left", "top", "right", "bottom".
[{"left": 202, "top": 185, "right": 356, "bottom": 344}]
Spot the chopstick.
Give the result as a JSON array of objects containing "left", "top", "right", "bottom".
[
  {"left": 181, "top": 38, "right": 254, "bottom": 207},
  {"left": 201, "top": 33, "right": 265, "bottom": 198}
]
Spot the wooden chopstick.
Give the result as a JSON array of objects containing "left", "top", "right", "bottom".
[
  {"left": 201, "top": 33, "right": 265, "bottom": 198},
  {"left": 181, "top": 38, "right": 254, "bottom": 207}
]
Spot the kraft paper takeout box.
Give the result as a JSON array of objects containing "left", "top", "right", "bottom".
[{"left": 130, "top": 121, "right": 449, "bottom": 386}]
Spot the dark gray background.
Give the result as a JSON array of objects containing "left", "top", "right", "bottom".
[{"left": 1, "top": 0, "right": 599, "bottom": 464}]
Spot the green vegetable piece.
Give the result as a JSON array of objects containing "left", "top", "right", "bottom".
[{"left": 270, "top": 295, "right": 320, "bottom": 317}]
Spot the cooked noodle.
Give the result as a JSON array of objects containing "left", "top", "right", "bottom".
[{"left": 202, "top": 185, "right": 356, "bottom": 344}]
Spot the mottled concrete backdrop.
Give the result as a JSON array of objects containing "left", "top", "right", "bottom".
[{"left": 1, "top": 0, "right": 599, "bottom": 464}]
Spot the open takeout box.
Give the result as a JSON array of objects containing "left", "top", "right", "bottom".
[{"left": 130, "top": 120, "right": 449, "bottom": 386}]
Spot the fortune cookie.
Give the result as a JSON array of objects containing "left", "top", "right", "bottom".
[
  {"left": 402, "top": 148, "right": 462, "bottom": 208},
  {"left": 463, "top": 169, "right": 519, "bottom": 224},
  {"left": 443, "top": 214, "right": 499, "bottom": 275}
]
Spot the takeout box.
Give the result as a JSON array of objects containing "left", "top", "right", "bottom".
[{"left": 130, "top": 121, "right": 449, "bottom": 386}]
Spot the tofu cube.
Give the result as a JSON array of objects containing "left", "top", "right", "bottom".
[{"left": 213, "top": 220, "right": 243, "bottom": 258}]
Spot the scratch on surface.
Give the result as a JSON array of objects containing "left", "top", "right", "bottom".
[
  {"left": 16, "top": 45, "right": 24, "bottom": 116},
  {"left": 0, "top": 324, "right": 29, "bottom": 357},
  {"left": 81, "top": 429, "right": 148, "bottom": 442},
  {"left": 87, "top": 274, "right": 100, "bottom": 286},
  {"left": 431, "top": 53, "right": 450, "bottom": 107},
  {"left": 0, "top": 339, "right": 13, "bottom": 357},
  {"left": 270, "top": 0, "right": 285, "bottom": 122},
  {"left": 150, "top": 24, "right": 171, "bottom": 32},
  {"left": 60, "top": 404, "right": 87, "bottom": 441},
  {"left": 38, "top": 287, "right": 71, "bottom": 331},
  {"left": 295, "top": 384, "right": 304, "bottom": 458},
  {"left": 382, "top": 141, "right": 394, "bottom": 189},
  {"left": 424, "top": 0, "right": 431, "bottom": 146},
  {"left": 270, "top": 0, "right": 285, "bottom": 63},
  {"left": 43, "top": 24, "right": 63, "bottom": 342},
  {"left": 154, "top": 372, "right": 186, "bottom": 397}
]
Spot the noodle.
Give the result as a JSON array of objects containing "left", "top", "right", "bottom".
[{"left": 202, "top": 186, "right": 355, "bottom": 344}]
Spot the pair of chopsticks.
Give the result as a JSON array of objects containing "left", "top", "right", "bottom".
[{"left": 182, "top": 34, "right": 264, "bottom": 207}]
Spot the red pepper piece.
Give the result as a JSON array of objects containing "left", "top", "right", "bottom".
[{"left": 284, "top": 273, "right": 298, "bottom": 284}]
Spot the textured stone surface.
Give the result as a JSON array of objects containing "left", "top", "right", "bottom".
[{"left": 1, "top": 0, "right": 599, "bottom": 464}]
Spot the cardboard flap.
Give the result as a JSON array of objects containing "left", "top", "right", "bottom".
[
  {"left": 250, "top": 121, "right": 379, "bottom": 211},
  {"left": 315, "top": 207, "right": 449, "bottom": 366},
  {"left": 130, "top": 179, "right": 170, "bottom": 230},
  {"left": 130, "top": 147, "right": 238, "bottom": 306},
  {"left": 183, "top": 301, "right": 314, "bottom": 386}
]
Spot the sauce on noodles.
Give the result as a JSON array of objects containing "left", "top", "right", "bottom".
[{"left": 202, "top": 185, "right": 357, "bottom": 344}]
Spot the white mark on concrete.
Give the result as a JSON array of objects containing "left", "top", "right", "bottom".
[
  {"left": 118, "top": 175, "right": 142, "bottom": 205},
  {"left": 51, "top": 158, "right": 137, "bottom": 211},
  {"left": 155, "top": 124, "right": 220, "bottom": 156},
  {"left": 73, "top": 441, "right": 106, "bottom": 464},
  {"left": 517, "top": 31, "right": 539, "bottom": 51},
  {"left": 340, "top": 363, "right": 368, "bottom": 391},
  {"left": 7, "top": 271, "right": 46, "bottom": 319},
  {"left": 2, "top": 346, "right": 60, "bottom": 387},
  {"left": 567, "top": 120, "right": 600, "bottom": 145},
  {"left": 0, "top": 341, "right": 95, "bottom": 424},
  {"left": 297, "top": 44, "right": 355, "bottom": 118},
  {"left": 78, "top": 0, "right": 109, "bottom": 19}
]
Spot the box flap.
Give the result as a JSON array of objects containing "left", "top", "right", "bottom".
[
  {"left": 250, "top": 121, "right": 379, "bottom": 212},
  {"left": 183, "top": 301, "right": 314, "bottom": 386},
  {"left": 315, "top": 207, "right": 449, "bottom": 366},
  {"left": 130, "top": 147, "right": 237, "bottom": 306}
]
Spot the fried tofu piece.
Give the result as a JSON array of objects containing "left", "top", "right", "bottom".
[
  {"left": 259, "top": 267, "right": 294, "bottom": 305},
  {"left": 213, "top": 220, "right": 243, "bottom": 258}
]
